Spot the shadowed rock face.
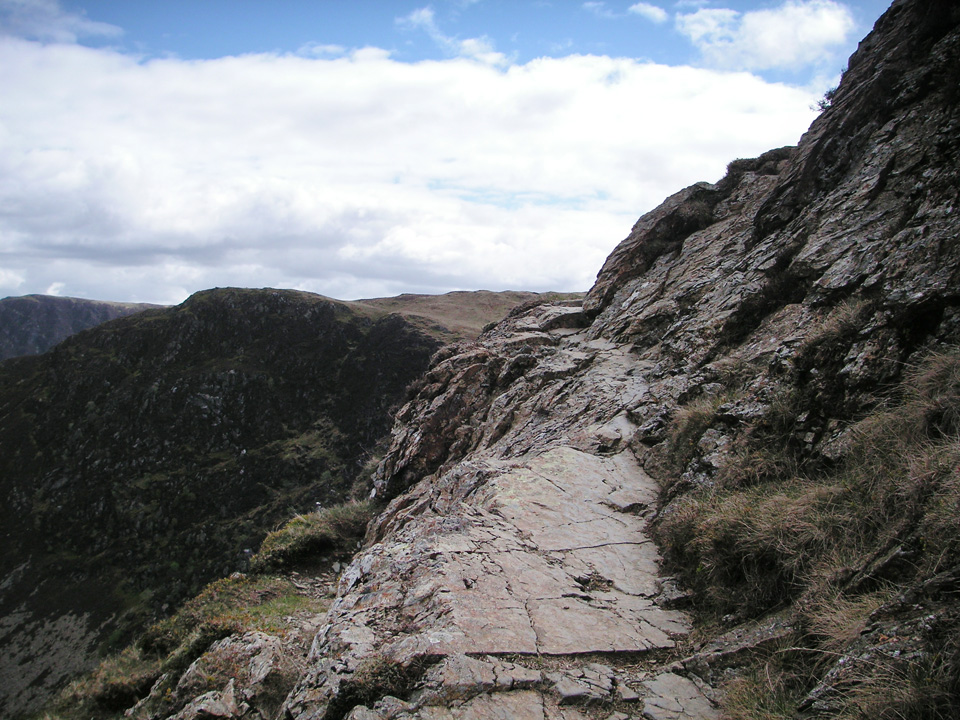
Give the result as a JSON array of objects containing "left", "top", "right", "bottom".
[
  {"left": 584, "top": 0, "right": 960, "bottom": 383},
  {"left": 0, "top": 294, "right": 159, "bottom": 360}
]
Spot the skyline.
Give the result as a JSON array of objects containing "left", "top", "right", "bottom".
[{"left": 1, "top": 0, "right": 891, "bottom": 304}]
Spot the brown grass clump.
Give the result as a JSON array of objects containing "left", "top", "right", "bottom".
[
  {"left": 662, "top": 394, "right": 728, "bottom": 476},
  {"left": 325, "top": 655, "right": 439, "bottom": 718},
  {"left": 833, "top": 650, "right": 960, "bottom": 720},
  {"left": 658, "top": 348, "right": 960, "bottom": 616},
  {"left": 720, "top": 663, "right": 800, "bottom": 720},
  {"left": 53, "top": 646, "right": 160, "bottom": 717},
  {"left": 657, "top": 348, "right": 960, "bottom": 717}
]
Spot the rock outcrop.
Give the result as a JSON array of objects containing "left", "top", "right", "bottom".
[
  {"left": 283, "top": 302, "right": 718, "bottom": 719},
  {"left": 272, "top": 1, "right": 960, "bottom": 718}
]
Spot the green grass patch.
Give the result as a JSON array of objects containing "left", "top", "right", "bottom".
[
  {"left": 249, "top": 499, "right": 374, "bottom": 573},
  {"left": 46, "top": 573, "right": 326, "bottom": 720},
  {"left": 138, "top": 574, "right": 320, "bottom": 656}
]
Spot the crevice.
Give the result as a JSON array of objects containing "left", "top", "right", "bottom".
[{"left": 322, "top": 653, "right": 442, "bottom": 720}]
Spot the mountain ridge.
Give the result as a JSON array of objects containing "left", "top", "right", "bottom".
[
  {"left": 0, "top": 294, "right": 160, "bottom": 360},
  {"left": 0, "top": 289, "right": 581, "bottom": 362}
]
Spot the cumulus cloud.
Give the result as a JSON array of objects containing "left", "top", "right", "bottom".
[
  {"left": 0, "top": 0, "right": 121, "bottom": 42},
  {"left": 586, "top": 2, "right": 669, "bottom": 24},
  {"left": 628, "top": 3, "right": 669, "bottom": 24},
  {"left": 676, "top": 0, "right": 855, "bottom": 72},
  {"left": 0, "top": 32, "right": 822, "bottom": 304}
]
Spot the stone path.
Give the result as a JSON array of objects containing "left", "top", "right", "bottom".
[
  {"left": 284, "top": 449, "right": 718, "bottom": 718},
  {"left": 283, "top": 315, "right": 720, "bottom": 719}
]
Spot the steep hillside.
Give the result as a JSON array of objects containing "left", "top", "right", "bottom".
[
  {"left": 0, "top": 294, "right": 158, "bottom": 360},
  {"left": 30, "top": 1, "right": 960, "bottom": 719},
  {"left": 0, "top": 287, "right": 443, "bottom": 718}
]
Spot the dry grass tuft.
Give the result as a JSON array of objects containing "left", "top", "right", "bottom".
[
  {"left": 833, "top": 651, "right": 960, "bottom": 720},
  {"left": 720, "top": 663, "right": 799, "bottom": 720},
  {"left": 659, "top": 348, "right": 960, "bottom": 717}
]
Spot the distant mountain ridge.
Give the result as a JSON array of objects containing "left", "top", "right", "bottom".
[
  {"left": 0, "top": 294, "right": 159, "bottom": 360},
  {"left": 0, "top": 290, "right": 582, "bottom": 362}
]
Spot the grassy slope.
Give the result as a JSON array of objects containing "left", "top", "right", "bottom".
[{"left": 654, "top": 344, "right": 960, "bottom": 718}]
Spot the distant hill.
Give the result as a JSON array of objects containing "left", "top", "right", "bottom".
[
  {"left": 347, "top": 290, "right": 584, "bottom": 341},
  {"left": 0, "top": 294, "right": 159, "bottom": 360}
]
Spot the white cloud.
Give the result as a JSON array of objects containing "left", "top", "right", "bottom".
[
  {"left": 676, "top": 0, "right": 855, "bottom": 72},
  {"left": 629, "top": 3, "right": 669, "bottom": 23},
  {"left": 0, "top": 0, "right": 121, "bottom": 42},
  {"left": 582, "top": 2, "right": 618, "bottom": 19},
  {"left": 0, "top": 268, "right": 25, "bottom": 291},
  {"left": 398, "top": 6, "right": 507, "bottom": 66},
  {"left": 0, "top": 35, "right": 822, "bottom": 304},
  {"left": 296, "top": 42, "right": 347, "bottom": 58}
]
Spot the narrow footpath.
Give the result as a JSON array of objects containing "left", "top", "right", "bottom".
[{"left": 282, "top": 304, "right": 721, "bottom": 720}]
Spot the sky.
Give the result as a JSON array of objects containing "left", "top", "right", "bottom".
[{"left": 0, "top": 0, "right": 891, "bottom": 305}]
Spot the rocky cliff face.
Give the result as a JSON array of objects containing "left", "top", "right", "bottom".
[
  {"left": 0, "top": 294, "right": 159, "bottom": 360},
  {"left": 271, "top": 1, "right": 959, "bottom": 717},
  {"left": 28, "top": 1, "right": 960, "bottom": 718}
]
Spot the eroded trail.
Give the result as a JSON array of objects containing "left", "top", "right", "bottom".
[{"left": 282, "top": 306, "right": 720, "bottom": 720}]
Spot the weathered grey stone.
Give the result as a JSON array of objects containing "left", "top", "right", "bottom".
[
  {"left": 552, "top": 674, "right": 593, "bottom": 705},
  {"left": 171, "top": 679, "right": 244, "bottom": 720},
  {"left": 284, "top": 337, "right": 692, "bottom": 719},
  {"left": 548, "top": 664, "right": 616, "bottom": 706},
  {"left": 617, "top": 682, "right": 641, "bottom": 703},
  {"left": 677, "top": 609, "right": 795, "bottom": 682},
  {"left": 641, "top": 674, "right": 719, "bottom": 720}
]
